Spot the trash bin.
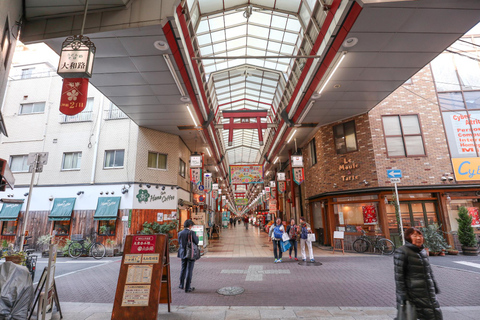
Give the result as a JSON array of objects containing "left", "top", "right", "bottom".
[{"left": 0, "top": 261, "right": 34, "bottom": 319}]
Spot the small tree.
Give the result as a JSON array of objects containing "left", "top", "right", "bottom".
[{"left": 456, "top": 206, "right": 477, "bottom": 247}]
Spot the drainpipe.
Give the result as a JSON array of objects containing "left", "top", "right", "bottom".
[{"left": 90, "top": 96, "right": 104, "bottom": 184}]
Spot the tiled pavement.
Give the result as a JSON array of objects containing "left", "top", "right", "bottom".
[{"left": 36, "top": 225, "right": 480, "bottom": 319}]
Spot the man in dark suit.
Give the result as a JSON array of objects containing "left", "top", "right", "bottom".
[{"left": 177, "top": 219, "right": 199, "bottom": 293}]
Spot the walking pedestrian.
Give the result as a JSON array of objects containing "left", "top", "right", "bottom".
[
  {"left": 394, "top": 227, "right": 443, "bottom": 320},
  {"left": 268, "top": 218, "right": 285, "bottom": 263},
  {"left": 299, "top": 217, "right": 315, "bottom": 262},
  {"left": 244, "top": 215, "right": 249, "bottom": 230},
  {"left": 286, "top": 218, "right": 298, "bottom": 261},
  {"left": 177, "top": 219, "right": 199, "bottom": 293},
  {"left": 233, "top": 217, "right": 237, "bottom": 227},
  {"left": 229, "top": 217, "right": 233, "bottom": 228}
]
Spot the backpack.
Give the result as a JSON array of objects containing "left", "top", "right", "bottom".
[{"left": 273, "top": 225, "right": 283, "bottom": 239}]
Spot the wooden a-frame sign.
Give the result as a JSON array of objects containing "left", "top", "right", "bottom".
[{"left": 111, "top": 234, "right": 171, "bottom": 319}]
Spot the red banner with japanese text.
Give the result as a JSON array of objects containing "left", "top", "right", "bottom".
[
  {"left": 467, "top": 207, "right": 480, "bottom": 227},
  {"left": 362, "top": 205, "right": 378, "bottom": 225},
  {"left": 59, "top": 78, "right": 89, "bottom": 115},
  {"left": 277, "top": 181, "right": 286, "bottom": 193}
]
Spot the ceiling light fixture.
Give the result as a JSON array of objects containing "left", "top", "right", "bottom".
[
  {"left": 186, "top": 105, "right": 198, "bottom": 127},
  {"left": 317, "top": 52, "right": 347, "bottom": 95},
  {"left": 207, "top": 148, "right": 212, "bottom": 157},
  {"left": 287, "top": 129, "right": 297, "bottom": 143},
  {"left": 163, "top": 54, "right": 186, "bottom": 96},
  {"left": 298, "top": 100, "right": 316, "bottom": 124},
  {"left": 215, "top": 166, "right": 218, "bottom": 172},
  {"left": 274, "top": 157, "right": 279, "bottom": 164}
]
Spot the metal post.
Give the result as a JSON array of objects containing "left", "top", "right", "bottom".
[
  {"left": 394, "top": 182, "right": 405, "bottom": 245},
  {"left": 20, "top": 153, "right": 38, "bottom": 252}
]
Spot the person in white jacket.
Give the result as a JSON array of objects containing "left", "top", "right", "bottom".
[{"left": 268, "top": 218, "right": 285, "bottom": 263}]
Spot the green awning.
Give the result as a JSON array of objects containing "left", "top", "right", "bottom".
[
  {"left": 0, "top": 202, "right": 23, "bottom": 221},
  {"left": 48, "top": 198, "right": 76, "bottom": 221},
  {"left": 94, "top": 197, "right": 121, "bottom": 220}
]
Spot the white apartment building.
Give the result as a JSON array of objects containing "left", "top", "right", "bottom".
[{"left": 0, "top": 44, "right": 193, "bottom": 248}]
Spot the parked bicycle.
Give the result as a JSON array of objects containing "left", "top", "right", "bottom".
[
  {"left": 168, "top": 238, "right": 179, "bottom": 253},
  {"left": 68, "top": 233, "right": 106, "bottom": 259},
  {"left": 352, "top": 230, "right": 396, "bottom": 255},
  {"left": 23, "top": 236, "right": 37, "bottom": 280}
]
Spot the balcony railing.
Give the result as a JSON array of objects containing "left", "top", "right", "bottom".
[
  {"left": 104, "top": 109, "right": 128, "bottom": 120},
  {"left": 59, "top": 111, "right": 93, "bottom": 123}
]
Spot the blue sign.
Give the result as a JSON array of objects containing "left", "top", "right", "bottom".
[
  {"left": 199, "top": 185, "right": 204, "bottom": 191},
  {"left": 387, "top": 169, "right": 402, "bottom": 178}
]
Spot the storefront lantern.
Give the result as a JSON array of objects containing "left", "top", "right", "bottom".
[
  {"left": 59, "top": 78, "right": 89, "bottom": 115},
  {"left": 57, "top": 35, "right": 96, "bottom": 79}
]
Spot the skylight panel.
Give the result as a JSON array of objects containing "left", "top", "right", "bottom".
[
  {"left": 280, "top": 44, "right": 295, "bottom": 55},
  {"left": 283, "top": 32, "right": 299, "bottom": 45},
  {"left": 275, "top": 0, "right": 301, "bottom": 12},
  {"left": 227, "top": 38, "right": 247, "bottom": 50},
  {"left": 225, "top": 11, "right": 245, "bottom": 27},
  {"left": 199, "top": 0, "right": 223, "bottom": 13},
  {"left": 226, "top": 25, "right": 247, "bottom": 39},
  {"left": 213, "top": 42, "right": 227, "bottom": 53},
  {"left": 248, "top": 25, "right": 270, "bottom": 39},
  {"left": 246, "top": 82, "right": 262, "bottom": 90},
  {"left": 215, "top": 79, "right": 230, "bottom": 87},
  {"left": 197, "top": 33, "right": 212, "bottom": 46},
  {"left": 204, "top": 65, "right": 217, "bottom": 73},
  {"left": 211, "top": 30, "right": 226, "bottom": 42},
  {"left": 269, "top": 29, "right": 284, "bottom": 42},
  {"left": 271, "top": 15, "right": 287, "bottom": 29},
  {"left": 264, "top": 61, "right": 278, "bottom": 70},
  {"left": 248, "top": 37, "right": 268, "bottom": 50},
  {"left": 228, "top": 59, "right": 246, "bottom": 68},
  {"left": 266, "top": 41, "right": 281, "bottom": 53},
  {"left": 246, "top": 88, "right": 260, "bottom": 97},
  {"left": 209, "top": 16, "right": 225, "bottom": 30},
  {"left": 299, "top": 3, "right": 311, "bottom": 28},
  {"left": 197, "top": 19, "right": 210, "bottom": 33},
  {"left": 286, "top": 18, "right": 301, "bottom": 33},
  {"left": 246, "top": 48, "right": 266, "bottom": 57},
  {"left": 249, "top": 12, "right": 272, "bottom": 27},
  {"left": 305, "top": 0, "right": 317, "bottom": 12},
  {"left": 228, "top": 48, "right": 246, "bottom": 57}
]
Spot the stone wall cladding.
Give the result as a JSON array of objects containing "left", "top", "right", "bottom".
[
  {"left": 302, "top": 113, "right": 377, "bottom": 199},
  {"left": 369, "top": 65, "right": 453, "bottom": 187}
]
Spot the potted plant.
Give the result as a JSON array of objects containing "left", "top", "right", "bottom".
[
  {"left": 4, "top": 251, "right": 27, "bottom": 265},
  {"left": 456, "top": 206, "right": 479, "bottom": 256},
  {"left": 99, "top": 225, "right": 109, "bottom": 236},
  {"left": 421, "top": 223, "right": 449, "bottom": 255},
  {"left": 37, "top": 234, "right": 53, "bottom": 257},
  {"left": 447, "top": 249, "right": 459, "bottom": 255}
]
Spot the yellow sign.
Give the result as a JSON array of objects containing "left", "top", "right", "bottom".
[
  {"left": 142, "top": 254, "right": 159, "bottom": 264},
  {"left": 124, "top": 254, "right": 142, "bottom": 264},
  {"left": 452, "top": 157, "right": 480, "bottom": 181}
]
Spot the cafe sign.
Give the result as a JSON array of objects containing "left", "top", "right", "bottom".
[{"left": 452, "top": 157, "right": 480, "bottom": 181}]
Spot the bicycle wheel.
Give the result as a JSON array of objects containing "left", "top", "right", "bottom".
[
  {"left": 90, "top": 243, "right": 106, "bottom": 259},
  {"left": 352, "top": 238, "right": 369, "bottom": 253},
  {"left": 68, "top": 242, "right": 83, "bottom": 258},
  {"left": 169, "top": 239, "right": 179, "bottom": 253},
  {"left": 378, "top": 239, "right": 395, "bottom": 255}
]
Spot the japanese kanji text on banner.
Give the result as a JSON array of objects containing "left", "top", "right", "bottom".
[{"left": 229, "top": 165, "right": 264, "bottom": 184}]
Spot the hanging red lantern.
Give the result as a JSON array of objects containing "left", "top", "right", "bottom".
[{"left": 59, "top": 78, "right": 89, "bottom": 115}]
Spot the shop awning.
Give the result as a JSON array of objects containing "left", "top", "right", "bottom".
[
  {"left": 94, "top": 197, "right": 121, "bottom": 220},
  {"left": 0, "top": 202, "right": 23, "bottom": 221},
  {"left": 48, "top": 198, "right": 76, "bottom": 221}
]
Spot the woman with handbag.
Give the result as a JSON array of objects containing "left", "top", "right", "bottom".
[
  {"left": 268, "top": 218, "right": 285, "bottom": 263},
  {"left": 394, "top": 227, "right": 442, "bottom": 320},
  {"left": 286, "top": 219, "right": 299, "bottom": 261},
  {"left": 177, "top": 219, "right": 199, "bottom": 293},
  {"left": 299, "top": 217, "right": 315, "bottom": 262}
]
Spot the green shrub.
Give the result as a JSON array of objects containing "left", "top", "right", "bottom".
[
  {"left": 456, "top": 206, "right": 478, "bottom": 247},
  {"left": 421, "top": 223, "right": 449, "bottom": 252},
  {"left": 140, "top": 220, "right": 178, "bottom": 235}
]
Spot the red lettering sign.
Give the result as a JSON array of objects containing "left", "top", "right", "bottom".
[
  {"left": 59, "top": 78, "right": 89, "bottom": 115},
  {"left": 131, "top": 235, "right": 157, "bottom": 253}
]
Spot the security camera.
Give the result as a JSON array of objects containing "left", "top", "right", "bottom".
[
  {"left": 441, "top": 176, "right": 447, "bottom": 181},
  {"left": 146, "top": 184, "right": 151, "bottom": 188},
  {"left": 49, "top": 196, "right": 54, "bottom": 201},
  {"left": 77, "top": 191, "right": 84, "bottom": 196},
  {"left": 447, "top": 176, "right": 454, "bottom": 181},
  {"left": 121, "top": 188, "right": 128, "bottom": 194},
  {"left": 24, "top": 192, "right": 29, "bottom": 197}
]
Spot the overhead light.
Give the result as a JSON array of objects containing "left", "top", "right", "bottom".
[
  {"left": 186, "top": 105, "right": 198, "bottom": 127},
  {"left": 163, "top": 54, "right": 186, "bottom": 96},
  {"left": 215, "top": 166, "right": 218, "bottom": 172},
  {"left": 207, "top": 148, "right": 212, "bottom": 157},
  {"left": 154, "top": 40, "right": 169, "bottom": 51},
  {"left": 317, "top": 52, "right": 347, "bottom": 95},
  {"left": 298, "top": 100, "right": 315, "bottom": 124},
  {"left": 274, "top": 157, "right": 279, "bottom": 164},
  {"left": 287, "top": 129, "right": 297, "bottom": 143}
]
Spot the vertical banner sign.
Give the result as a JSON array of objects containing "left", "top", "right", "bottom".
[
  {"left": 277, "top": 172, "right": 286, "bottom": 181},
  {"left": 59, "top": 78, "right": 89, "bottom": 115},
  {"left": 291, "top": 155, "right": 304, "bottom": 168},
  {"left": 362, "top": 205, "right": 378, "bottom": 225},
  {"left": 190, "top": 168, "right": 202, "bottom": 185},
  {"left": 269, "top": 181, "right": 275, "bottom": 187},
  {"left": 467, "top": 207, "right": 480, "bottom": 227},
  {"left": 212, "top": 183, "right": 219, "bottom": 190},
  {"left": 277, "top": 181, "right": 286, "bottom": 194},
  {"left": 204, "top": 173, "right": 212, "bottom": 193},
  {"left": 293, "top": 168, "right": 305, "bottom": 185},
  {"left": 212, "top": 190, "right": 218, "bottom": 200},
  {"left": 190, "top": 155, "right": 202, "bottom": 168},
  {"left": 271, "top": 187, "right": 277, "bottom": 199}
]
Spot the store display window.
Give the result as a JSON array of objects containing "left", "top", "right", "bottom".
[
  {"left": 98, "top": 220, "right": 116, "bottom": 236},
  {"left": 53, "top": 220, "right": 70, "bottom": 236},
  {"left": 1, "top": 220, "right": 17, "bottom": 236}
]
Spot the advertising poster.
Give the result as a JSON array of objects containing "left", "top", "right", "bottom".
[
  {"left": 230, "top": 165, "right": 264, "bottom": 184},
  {"left": 467, "top": 207, "right": 480, "bottom": 227},
  {"left": 192, "top": 225, "right": 205, "bottom": 246},
  {"left": 362, "top": 205, "right": 378, "bottom": 225}
]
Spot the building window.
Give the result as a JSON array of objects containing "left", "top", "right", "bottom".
[
  {"left": 148, "top": 152, "right": 167, "bottom": 170},
  {"left": 105, "top": 102, "right": 128, "bottom": 120},
  {"left": 10, "top": 155, "right": 29, "bottom": 172},
  {"left": 21, "top": 68, "right": 34, "bottom": 79},
  {"left": 179, "top": 158, "right": 186, "bottom": 177},
  {"left": 308, "top": 139, "right": 317, "bottom": 166},
  {"left": 53, "top": 220, "right": 70, "bottom": 236},
  {"left": 60, "top": 97, "right": 94, "bottom": 123},
  {"left": 20, "top": 102, "right": 45, "bottom": 115},
  {"left": 382, "top": 115, "right": 425, "bottom": 157},
  {"left": 333, "top": 120, "right": 357, "bottom": 154},
  {"left": 98, "top": 220, "right": 116, "bottom": 236},
  {"left": 62, "top": 152, "right": 82, "bottom": 170},
  {"left": 1, "top": 221, "right": 17, "bottom": 236},
  {"left": 104, "top": 150, "right": 124, "bottom": 168}
]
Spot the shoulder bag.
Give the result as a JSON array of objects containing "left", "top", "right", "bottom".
[{"left": 185, "top": 231, "right": 201, "bottom": 261}]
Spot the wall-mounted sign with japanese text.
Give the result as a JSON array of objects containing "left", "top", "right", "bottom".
[
  {"left": 277, "top": 172, "right": 286, "bottom": 181},
  {"left": 291, "top": 155, "right": 304, "bottom": 168},
  {"left": 190, "top": 168, "right": 202, "bottom": 185},
  {"left": 190, "top": 155, "right": 202, "bottom": 168},
  {"left": 293, "top": 168, "right": 305, "bottom": 185},
  {"left": 229, "top": 165, "right": 264, "bottom": 184},
  {"left": 59, "top": 78, "right": 89, "bottom": 115},
  {"left": 277, "top": 181, "right": 286, "bottom": 193}
]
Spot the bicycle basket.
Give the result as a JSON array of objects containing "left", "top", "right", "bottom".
[{"left": 71, "top": 234, "right": 83, "bottom": 241}]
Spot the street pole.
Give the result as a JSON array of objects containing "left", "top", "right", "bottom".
[
  {"left": 394, "top": 182, "right": 405, "bottom": 245},
  {"left": 20, "top": 153, "right": 38, "bottom": 252}
]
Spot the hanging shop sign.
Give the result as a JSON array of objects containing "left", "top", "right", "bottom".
[
  {"left": 452, "top": 157, "right": 480, "bottom": 181},
  {"left": 59, "top": 78, "right": 89, "bottom": 115},
  {"left": 269, "top": 181, "right": 275, "bottom": 187},
  {"left": 277, "top": 172, "right": 286, "bottom": 181},
  {"left": 362, "top": 205, "right": 378, "bottom": 225},
  {"left": 269, "top": 199, "right": 277, "bottom": 212},
  {"left": 277, "top": 181, "right": 286, "bottom": 194},
  {"left": 204, "top": 173, "right": 212, "bottom": 193},
  {"left": 293, "top": 168, "right": 305, "bottom": 185},
  {"left": 291, "top": 155, "right": 304, "bottom": 168},
  {"left": 190, "top": 168, "right": 202, "bottom": 185},
  {"left": 212, "top": 183, "right": 218, "bottom": 190},
  {"left": 467, "top": 207, "right": 480, "bottom": 227},
  {"left": 193, "top": 193, "right": 205, "bottom": 205},
  {"left": 229, "top": 165, "right": 263, "bottom": 184},
  {"left": 270, "top": 187, "right": 277, "bottom": 199},
  {"left": 235, "top": 198, "right": 248, "bottom": 206},
  {"left": 57, "top": 35, "right": 96, "bottom": 78},
  {"left": 190, "top": 154, "right": 202, "bottom": 168},
  {"left": 212, "top": 190, "right": 218, "bottom": 200}
]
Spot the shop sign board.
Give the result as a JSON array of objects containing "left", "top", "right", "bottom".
[
  {"left": 134, "top": 187, "right": 176, "bottom": 210},
  {"left": 190, "top": 155, "right": 202, "bottom": 168},
  {"left": 452, "top": 157, "right": 480, "bottom": 181},
  {"left": 131, "top": 235, "right": 156, "bottom": 254},
  {"left": 293, "top": 168, "right": 305, "bottom": 185},
  {"left": 277, "top": 172, "right": 286, "bottom": 181},
  {"left": 291, "top": 155, "right": 304, "bottom": 168},
  {"left": 190, "top": 168, "right": 202, "bottom": 185},
  {"left": 59, "top": 78, "right": 89, "bottom": 115},
  {"left": 277, "top": 181, "right": 286, "bottom": 193},
  {"left": 212, "top": 183, "right": 219, "bottom": 190},
  {"left": 192, "top": 225, "right": 205, "bottom": 246},
  {"left": 229, "top": 165, "right": 263, "bottom": 184},
  {"left": 204, "top": 173, "right": 212, "bottom": 193}
]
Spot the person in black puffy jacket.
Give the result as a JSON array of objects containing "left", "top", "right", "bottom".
[{"left": 393, "top": 227, "right": 442, "bottom": 320}]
